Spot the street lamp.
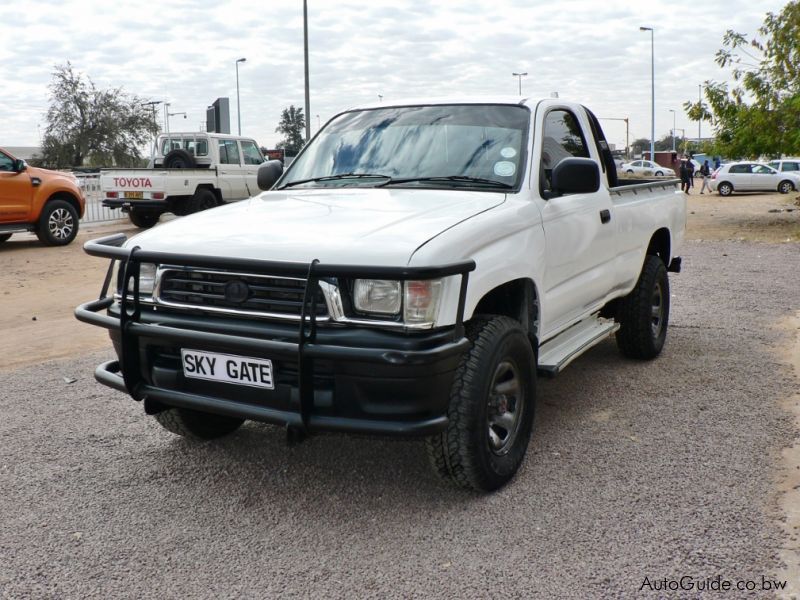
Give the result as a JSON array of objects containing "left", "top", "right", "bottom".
[
  {"left": 698, "top": 83, "right": 703, "bottom": 148},
  {"left": 512, "top": 72, "right": 528, "bottom": 95},
  {"left": 303, "top": 0, "right": 311, "bottom": 142},
  {"left": 669, "top": 109, "right": 676, "bottom": 152},
  {"left": 640, "top": 26, "right": 654, "bottom": 161},
  {"left": 235, "top": 57, "right": 246, "bottom": 135}
]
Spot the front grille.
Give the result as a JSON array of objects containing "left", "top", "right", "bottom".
[{"left": 156, "top": 268, "right": 328, "bottom": 320}]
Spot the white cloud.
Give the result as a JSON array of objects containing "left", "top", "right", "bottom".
[{"left": 0, "top": 0, "right": 785, "bottom": 151}]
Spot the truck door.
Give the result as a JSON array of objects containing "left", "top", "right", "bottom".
[
  {"left": 216, "top": 139, "right": 248, "bottom": 201},
  {"left": 239, "top": 140, "right": 265, "bottom": 196},
  {"left": 537, "top": 108, "right": 616, "bottom": 334},
  {"left": 0, "top": 151, "right": 33, "bottom": 223}
]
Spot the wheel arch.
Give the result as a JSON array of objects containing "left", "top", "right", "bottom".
[
  {"left": 646, "top": 227, "right": 672, "bottom": 266},
  {"left": 469, "top": 277, "right": 540, "bottom": 349},
  {"left": 45, "top": 191, "right": 83, "bottom": 218}
]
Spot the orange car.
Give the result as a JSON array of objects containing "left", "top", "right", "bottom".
[{"left": 0, "top": 148, "right": 85, "bottom": 245}]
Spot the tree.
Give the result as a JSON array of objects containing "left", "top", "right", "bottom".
[
  {"left": 275, "top": 105, "right": 306, "bottom": 155},
  {"left": 39, "top": 63, "right": 155, "bottom": 168},
  {"left": 684, "top": 2, "right": 800, "bottom": 158}
]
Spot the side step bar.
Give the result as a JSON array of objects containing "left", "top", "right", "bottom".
[{"left": 537, "top": 317, "right": 619, "bottom": 377}]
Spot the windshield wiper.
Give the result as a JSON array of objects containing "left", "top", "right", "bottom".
[
  {"left": 278, "top": 173, "right": 392, "bottom": 189},
  {"left": 377, "top": 175, "right": 513, "bottom": 189}
]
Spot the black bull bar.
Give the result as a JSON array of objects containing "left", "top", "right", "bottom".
[{"left": 75, "top": 234, "right": 476, "bottom": 435}]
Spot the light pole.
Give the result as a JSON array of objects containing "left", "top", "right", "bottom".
[
  {"left": 669, "top": 109, "right": 676, "bottom": 152},
  {"left": 235, "top": 57, "right": 246, "bottom": 135},
  {"left": 697, "top": 83, "right": 703, "bottom": 148},
  {"left": 303, "top": 0, "right": 311, "bottom": 142},
  {"left": 640, "top": 26, "right": 654, "bottom": 161},
  {"left": 512, "top": 72, "right": 528, "bottom": 95},
  {"left": 599, "top": 117, "right": 630, "bottom": 159},
  {"left": 316, "top": 114, "right": 320, "bottom": 131},
  {"left": 142, "top": 100, "right": 162, "bottom": 160}
]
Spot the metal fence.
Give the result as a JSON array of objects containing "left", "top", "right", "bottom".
[{"left": 76, "top": 175, "right": 125, "bottom": 224}]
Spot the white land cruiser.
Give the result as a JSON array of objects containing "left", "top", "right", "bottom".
[
  {"left": 78, "top": 98, "right": 686, "bottom": 492},
  {"left": 100, "top": 133, "right": 266, "bottom": 228}
]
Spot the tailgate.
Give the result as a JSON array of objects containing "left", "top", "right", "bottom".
[{"left": 100, "top": 171, "right": 167, "bottom": 200}]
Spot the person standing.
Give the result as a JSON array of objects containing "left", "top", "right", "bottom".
[
  {"left": 679, "top": 158, "right": 691, "bottom": 193},
  {"left": 714, "top": 156, "right": 721, "bottom": 170},
  {"left": 699, "top": 160, "right": 712, "bottom": 194},
  {"left": 686, "top": 158, "right": 695, "bottom": 189}
]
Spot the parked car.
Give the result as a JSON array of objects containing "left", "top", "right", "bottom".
[
  {"left": 767, "top": 158, "right": 800, "bottom": 174},
  {"left": 77, "top": 97, "right": 686, "bottom": 492},
  {"left": 101, "top": 132, "right": 266, "bottom": 228},
  {"left": 620, "top": 160, "right": 675, "bottom": 177},
  {"left": 710, "top": 161, "right": 800, "bottom": 196},
  {"left": 0, "top": 147, "right": 85, "bottom": 245}
]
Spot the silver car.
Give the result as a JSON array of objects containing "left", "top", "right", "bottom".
[
  {"left": 710, "top": 161, "right": 800, "bottom": 196},
  {"left": 767, "top": 158, "right": 800, "bottom": 174}
]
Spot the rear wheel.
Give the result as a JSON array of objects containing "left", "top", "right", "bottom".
[
  {"left": 718, "top": 182, "right": 733, "bottom": 196},
  {"left": 36, "top": 199, "right": 79, "bottom": 246},
  {"left": 426, "top": 316, "right": 535, "bottom": 492},
  {"left": 778, "top": 180, "right": 795, "bottom": 194},
  {"left": 616, "top": 255, "right": 669, "bottom": 359},
  {"left": 0, "top": 233, "right": 11, "bottom": 244},
  {"left": 187, "top": 189, "right": 218, "bottom": 214},
  {"left": 128, "top": 209, "right": 161, "bottom": 228},
  {"left": 154, "top": 407, "right": 244, "bottom": 440}
]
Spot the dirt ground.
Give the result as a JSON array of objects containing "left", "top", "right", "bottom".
[{"left": 1, "top": 191, "right": 798, "bottom": 372}]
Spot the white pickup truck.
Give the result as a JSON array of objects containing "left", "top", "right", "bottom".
[
  {"left": 100, "top": 132, "right": 266, "bottom": 228},
  {"left": 78, "top": 97, "right": 686, "bottom": 492}
]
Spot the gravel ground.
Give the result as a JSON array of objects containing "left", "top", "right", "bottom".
[{"left": 0, "top": 240, "right": 797, "bottom": 599}]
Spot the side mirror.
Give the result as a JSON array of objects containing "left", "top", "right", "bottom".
[
  {"left": 550, "top": 157, "right": 600, "bottom": 196},
  {"left": 13, "top": 159, "right": 26, "bottom": 173},
  {"left": 257, "top": 160, "right": 284, "bottom": 191}
]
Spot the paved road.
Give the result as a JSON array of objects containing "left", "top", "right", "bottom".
[{"left": 1, "top": 240, "right": 797, "bottom": 598}]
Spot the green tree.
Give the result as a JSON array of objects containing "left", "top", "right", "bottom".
[
  {"left": 39, "top": 63, "right": 155, "bottom": 168},
  {"left": 684, "top": 2, "right": 800, "bottom": 158},
  {"left": 275, "top": 105, "right": 306, "bottom": 155}
]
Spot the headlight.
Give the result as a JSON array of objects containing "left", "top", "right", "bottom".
[
  {"left": 125, "top": 262, "right": 157, "bottom": 296},
  {"left": 353, "top": 279, "right": 402, "bottom": 315},
  {"left": 352, "top": 278, "right": 443, "bottom": 326}
]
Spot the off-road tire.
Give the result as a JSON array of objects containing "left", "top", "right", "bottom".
[
  {"left": 36, "top": 199, "right": 79, "bottom": 246},
  {"left": 718, "top": 182, "right": 733, "bottom": 196},
  {"left": 425, "top": 315, "right": 535, "bottom": 492},
  {"left": 187, "top": 189, "right": 218, "bottom": 214},
  {"left": 163, "top": 149, "right": 196, "bottom": 169},
  {"left": 128, "top": 209, "right": 161, "bottom": 228},
  {"left": 778, "top": 180, "right": 795, "bottom": 194},
  {"left": 615, "top": 254, "right": 669, "bottom": 359},
  {"left": 153, "top": 407, "right": 244, "bottom": 441},
  {"left": 0, "top": 233, "right": 11, "bottom": 244}
]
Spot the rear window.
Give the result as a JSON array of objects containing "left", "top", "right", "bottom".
[{"left": 160, "top": 137, "right": 209, "bottom": 157}]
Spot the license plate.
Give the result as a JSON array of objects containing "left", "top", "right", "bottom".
[
  {"left": 124, "top": 191, "right": 144, "bottom": 199},
  {"left": 181, "top": 349, "right": 274, "bottom": 389}
]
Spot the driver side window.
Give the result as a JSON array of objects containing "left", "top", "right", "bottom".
[
  {"left": 0, "top": 152, "right": 15, "bottom": 172},
  {"left": 541, "top": 110, "right": 589, "bottom": 193}
]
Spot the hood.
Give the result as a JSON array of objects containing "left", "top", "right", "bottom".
[{"left": 128, "top": 188, "right": 505, "bottom": 266}]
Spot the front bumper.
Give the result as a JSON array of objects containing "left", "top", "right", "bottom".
[{"left": 75, "top": 234, "right": 475, "bottom": 437}]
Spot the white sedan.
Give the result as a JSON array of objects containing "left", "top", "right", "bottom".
[
  {"left": 710, "top": 161, "right": 800, "bottom": 196},
  {"left": 620, "top": 160, "right": 676, "bottom": 177}
]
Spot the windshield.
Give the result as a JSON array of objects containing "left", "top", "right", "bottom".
[{"left": 278, "top": 104, "right": 530, "bottom": 191}]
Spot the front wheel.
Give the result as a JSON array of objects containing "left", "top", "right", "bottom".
[
  {"left": 718, "top": 182, "right": 733, "bottom": 196},
  {"left": 128, "top": 209, "right": 161, "bottom": 228},
  {"left": 154, "top": 407, "right": 244, "bottom": 440},
  {"left": 655, "top": 170, "right": 663, "bottom": 176},
  {"left": 778, "top": 180, "right": 795, "bottom": 194},
  {"left": 36, "top": 199, "right": 79, "bottom": 246},
  {"left": 616, "top": 254, "right": 669, "bottom": 359},
  {"left": 426, "top": 316, "right": 535, "bottom": 492}
]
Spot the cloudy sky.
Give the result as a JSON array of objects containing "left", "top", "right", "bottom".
[{"left": 0, "top": 0, "right": 786, "bottom": 152}]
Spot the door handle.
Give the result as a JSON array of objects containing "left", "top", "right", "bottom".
[{"left": 600, "top": 209, "right": 611, "bottom": 224}]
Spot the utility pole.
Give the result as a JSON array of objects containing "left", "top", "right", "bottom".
[
  {"left": 598, "top": 117, "right": 630, "bottom": 159},
  {"left": 142, "top": 100, "right": 162, "bottom": 160},
  {"left": 303, "top": 0, "right": 311, "bottom": 142},
  {"left": 512, "top": 72, "right": 528, "bottom": 95}
]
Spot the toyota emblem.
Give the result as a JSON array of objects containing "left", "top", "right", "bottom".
[{"left": 224, "top": 280, "right": 250, "bottom": 304}]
